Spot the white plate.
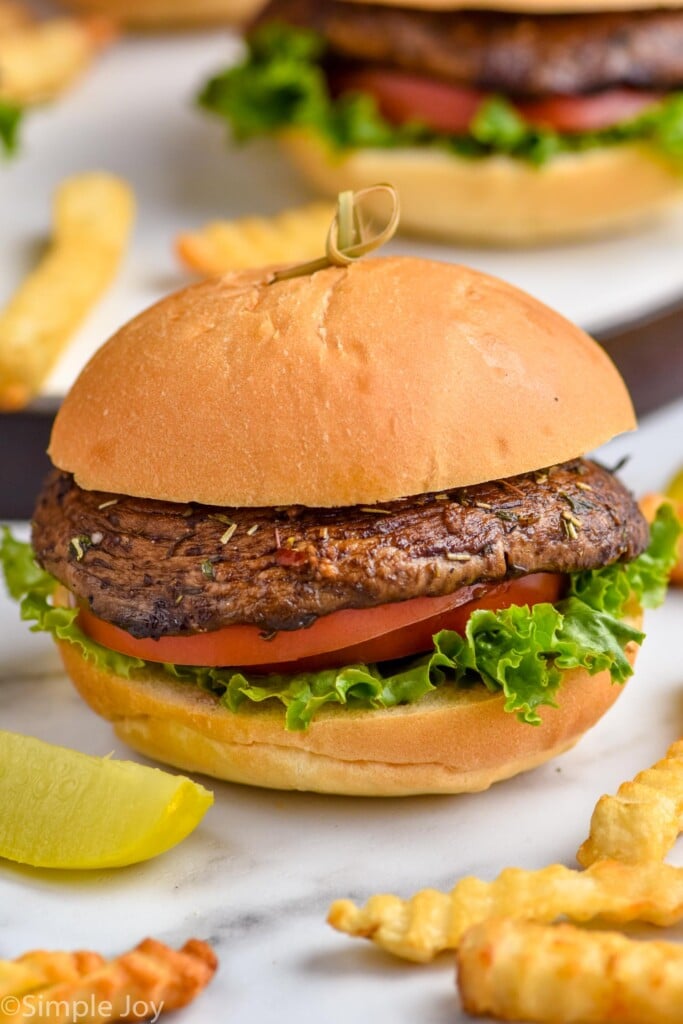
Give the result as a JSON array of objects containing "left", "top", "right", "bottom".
[{"left": 1, "top": 28, "right": 683, "bottom": 398}]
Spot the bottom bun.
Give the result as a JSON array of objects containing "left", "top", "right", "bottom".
[
  {"left": 280, "top": 129, "right": 683, "bottom": 246},
  {"left": 58, "top": 622, "right": 640, "bottom": 796},
  {"left": 57, "top": 0, "right": 264, "bottom": 27}
]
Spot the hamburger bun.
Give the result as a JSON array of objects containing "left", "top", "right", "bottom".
[
  {"left": 58, "top": 624, "right": 641, "bottom": 796},
  {"left": 280, "top": 131, "right": 683, "bottom": 247},
  {"left": 49, "top": 256, "right": 635, "bottom": 507},
  {"left": 56, "top": 0, "right": 265, "bottom": 28}
]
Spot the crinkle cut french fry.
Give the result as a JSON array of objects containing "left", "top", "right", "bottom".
[
  {"left": 457, "top": 919, "right": 683, "bottom": 1024},
  {"left": 0, "top": 939, "right": 217, "bottom": 1024},
  {"left": 0, "top": 961, "right": 40, "bottom": 1002},
  {"left": 0, "top": 16, "right": 115, "bottom": 106},
  {"left": 176, "top": 203, "right": 336, "bottom": 275},
  {"left": 0, "top": 172, "right": 135, "bottom": 411},
  {"left": 327, "top": 859, "right": 683, "bottom": 962},
  {"left": 0, "top": 951, "right": 105, "bottom": 1000},
  {"left": 577, "top": 738, "right": 683, "bottom": 866}
]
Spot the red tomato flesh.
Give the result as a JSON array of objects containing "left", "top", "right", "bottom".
[
  {"left": 77, "top": 573, "right": 564, "bottom": 673},
  {"left": 517, "top": 89, "right": 663, "bottom": 133},
  {"left": 331, "top": 68, "right": 485, "bottom": 134},
  {"left": 332, "top": 67, "right": 662, "bottom": 135}
]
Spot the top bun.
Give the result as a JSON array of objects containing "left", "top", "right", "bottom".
[
  {"left": 338, "top": 0, "right": 680, "bottom": 12},
  {"left": 49, "top": 257, "right": 635, "bottom": 508}
]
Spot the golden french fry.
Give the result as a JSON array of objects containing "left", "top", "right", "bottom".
[
  {"left": 667, "top": 468, "right": 683, "bottom": 503},
  {"left": 0, "top": 939, "right": 217, "bottom": 1024},
  {"left": 176, "top": 202, "right": 336, "bottom": 275},
  {"left": 640, "top": 493, "right": 683, "bottom": 584},
  {"left": 0, "top": 16, "right": 115, "bottom": 106},
  {"left": 0, "top": 963, "right": 40, "bottom": 1001},
  {"left": 0, "top": 172, "right": 135, "bottom": 411},
  {"left": 577, "top": 738, "right": 683, "bottom": 866},
  {"left": 328, "top": 859, "right": 683, "bottom": 963},
  {"left": 0, "top": 951, "right": 105, "bottom": 1000},
  {"left": 457, "top": 919, "right": 683, "bottom": 1023},
  {"left": 0, "top": 2, "right": 32, "bottom": 37}
]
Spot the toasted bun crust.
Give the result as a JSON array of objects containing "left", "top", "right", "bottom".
[
  {"left": 49, "top": 256, "right": 635, "bottom": 507},
  {"left": 57, "top": 624, "right": 640, "bottom": 795},
  {"left": 280, "top": 131, "right": 683, "bottom": 247},
  {"left": 56, "top": 0, "right": 265, "bottom": 26},
  {"left": 340, "top": 0, "right": 682, "bottom": 12}
]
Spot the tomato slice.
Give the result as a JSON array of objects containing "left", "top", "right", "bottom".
[
  {"left": 331, "top": 67, "right": 662, "bottom": 136},
  {"left": 517, "top": 89, "right": 663, "bottom": 133},
  {"left": 77, "top": 573, "right": 564, "bottom": 672},
  {"left": 330, "top": 68, "right": 485, "bottom": 135}
]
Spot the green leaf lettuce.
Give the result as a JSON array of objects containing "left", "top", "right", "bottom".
[{"left": 0, "top": 100, "right": 22, "bottom": 157}]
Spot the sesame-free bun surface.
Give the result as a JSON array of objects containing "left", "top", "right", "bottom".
[
  {"left": 57, "top": 0, "right": 265, "bottom": 27},
  {"left": 281, "top": 132, "right": 683, "bottom": 246},
  {"left": 50, "top": 256, "right": 635, "bottom": 508},
  {"left": 58, "top": 628, "right": 640, "bottom": 795}
]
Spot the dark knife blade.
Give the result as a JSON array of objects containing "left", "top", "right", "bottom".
[
  {"left": 1, "top": 396, "right": 58, "bottom": 521},
  {"left": 595, "top": 294, "right": 683, "bottom": 418}
]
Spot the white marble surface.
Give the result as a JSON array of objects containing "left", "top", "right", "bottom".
[
  {"left": 2, "top": 22, "right": 683, "bottom": 1022},
  {"left": 2, "top": 28, "right": 683, "bottom": 401},
  {"left": 1, "top": 401, "right": 683, "bottom": 1023}
]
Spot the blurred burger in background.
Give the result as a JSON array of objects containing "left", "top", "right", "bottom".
[
  {"left": 57, "top": 0, "right": 265, "bottom": 28},
  {"left": 200, "top": 0, "right": 683, "bottom": 244}
]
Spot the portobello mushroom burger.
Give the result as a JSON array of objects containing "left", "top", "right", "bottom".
[{"left": 2, "top": 255, "right": 679, "bottom": 794}]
